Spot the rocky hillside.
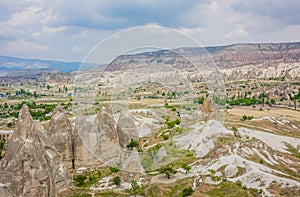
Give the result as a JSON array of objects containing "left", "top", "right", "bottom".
[{"left": 104, "top": 42, "right": 300, "bottom": 80}]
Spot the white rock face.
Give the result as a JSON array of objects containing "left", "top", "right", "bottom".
[
  {"left": 122, "top": 148, "right": 145, "bottom": 174},
  {"left": 48, "top": 105, "right": 74, "bottom": 168},
  {"left": 154, "top": 147, "right": 167, "bottom": 163},
  {"left": 117, "top": 108, "right": 139, "bottom": 149},
  {"left": 74, "top": 104, "right": 121, "bottom": 167},
  {"left": 174, "top": 120, "right": 234, "bottom": 157},
  {"left": 223, "top": 165, "right": 239, "bottom": 178}
]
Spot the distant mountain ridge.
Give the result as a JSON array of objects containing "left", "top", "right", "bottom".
[
  {"left": 105, "top": 42, "right": 300, "bottom": 71},
  {"left": 0, "top": 56, "right": 90, "bottom": 73},
  {"left": 1, "top": 42, "right": 300, "bottom": 74}
]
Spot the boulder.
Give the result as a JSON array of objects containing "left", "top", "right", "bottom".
[{"left": 223, "top": 164, "right": 239, "bottom": 178}]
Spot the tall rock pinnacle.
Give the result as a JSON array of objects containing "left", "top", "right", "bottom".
[
  {"left": 117, "top": 107, "right": 139, "bottom": 149},
  {"left": 48, "top": 104, "right": 74, "bottom": 169},
  {"left": 0, "top": 105, "right": 70, "bottom": 197}
]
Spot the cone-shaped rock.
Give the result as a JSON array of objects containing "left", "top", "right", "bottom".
[
  {"left": 74, "top": 104, "right": 121, "bottom": 167},
  {"left": 97, "top": 104, "right": 119, "bottom": 142},
  {"left": 0, "top": 105, "right": 70, "bottom": 197},
  {"left": 121, "top": 148, "right": 145, "bottom": 174},
  {"left": 13, "top": 104, "right": 33, "bottom": 140},
  {"left": 48, "top": 104, "right": 73, "bottom": 168},
  {"left": 154, "top": 146, "right": 167, "bottom": 163},
  {"left": 117, "top": 108, "right": 138, "bottom": 149},
  {"left": 96, "top": 104, "right": 120, "bottom": 165}
]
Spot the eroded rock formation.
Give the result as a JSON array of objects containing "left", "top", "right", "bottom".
[
  {"left": 74, "top": 104, "right": 121, "bottom": 167},
  {"left": 117, "top": 108, "right": 139, "bottom": 149},
  {"left": 48, "top": 104, "right": 74, "bottom": 169},
  {"left": 0, "top": 105, "right": 70, "bottom": 197}
]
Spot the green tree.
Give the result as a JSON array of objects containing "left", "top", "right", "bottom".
[
  {"left": 181, "top": 187, "right": 194, "bottom": 197},
  {"left": 182, "top": 163, "right": 191, "bottom": 175},
  {"left": 112, "top": 176, "right": 121, "bottom": 186},
  {"left": 73, "top": 174, "right": 87, "bottom": 186},
  {"left": 159, "top": 166, "right": 177, "bottom": 179},
  {"left": 131, "top": 180, "right": 140, "bottom": 197},
  {"left": 127, "top": 139, "right": 139, "bottom": 150},
  {"left": 110, "top": 166, "right": 120, "bottom": 173}
]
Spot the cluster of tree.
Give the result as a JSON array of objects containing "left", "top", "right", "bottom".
[
  {"left": 241, "top": 115, "right": 254, "bottom": 121},
  {"left": 73, "top": 169, "right": 102, "bottom": 187},
  {"left": 165, "top": 119, "right": 181, "bottom": 129},
  {"left": 194, "top": 96, "right": 205, "bottom": 104},
  {"left": 228, "top": 96, "right": 263, "bottom": 106},
  {"left": 15, "top": 89, "right": 40, "bottom": 98}
]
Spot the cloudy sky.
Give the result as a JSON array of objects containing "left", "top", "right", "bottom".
[{"left": 0, "top": 0, "right": 299, "bottom": 62}]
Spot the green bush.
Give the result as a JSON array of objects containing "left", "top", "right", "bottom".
[
  {"left": 127, "top": 139, "right": 139, "bottom": 150},
  {"left": 159, "top": 166, "right": 177, "bottom": 179},
  {"left": 241, "top": 115, "right": 253, "bottom": 121},
  {"left": 112, "top": 176, "right": 121, "bottom": 186},
  {"left": 73, "top": 174, "right": 87, "bottom": 186},
  {"left": 165, "top": 119, "right": 181, "bottom": 129},
  {"left": 110, "top": 166, "right": 120, "bottom": 173},
  {"left": 162, "top": 134, "right": 169, "bottom": 140},
  {"left": 181, "top": 187, "right": 194, "bottom": 197}
]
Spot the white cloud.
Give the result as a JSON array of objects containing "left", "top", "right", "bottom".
[
  {"left": 209, "top": 0, "right": 221, "bottom": 11},
  {"left": 0, "top": 0, "right": 299, "bottom": 61},
  {"left": 72, "top": 46, "right": 82, "bottom": 53},
  {"left": 8, "top": 6, "right": 56, "bottom": 27},
  {"left": 179, "top": 27, "right": 206, "bottom": 35},
  {"left": 2, "top": 39, "right": 50, "bottom": 53},
  {"left": 224, "top": 27, "right": 248, "bottom": 38}
]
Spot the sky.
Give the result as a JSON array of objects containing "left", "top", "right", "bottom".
[{"left": 0, "top": 0, "right": 299, "bottom": 62}]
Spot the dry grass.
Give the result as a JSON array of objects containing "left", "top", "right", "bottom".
[
  {"left": 226, "top": 107, "right": 300, "bottom": 137},
  {"left": 227, "top": 107, "right": 300, "bottom": 122}
]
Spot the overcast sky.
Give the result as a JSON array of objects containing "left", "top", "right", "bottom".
[{"left": 0, "top": 0, "right": 299, "bottom": 62}]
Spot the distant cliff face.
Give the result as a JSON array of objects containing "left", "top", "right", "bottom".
[
  {"left": 104, "top": 42, "right": 300, "bottom": 80},
  {"left": 211, "top": 43, "right": 300, "bottom": 68}
]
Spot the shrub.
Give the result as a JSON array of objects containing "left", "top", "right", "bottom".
[
  {"left": 208, "top": 169, "right": 216, "bottom": 174},
  {"left": 159, "top": 166, "right": 177, "bottom": 179},
  {"left": 181, "top": 187, "right": 194, "bottom": 197},
  {"left": 162, "top": 134, "right": 169, "bottom": 140},
  {"left": 235, "top": 180, "right": 242, "bottom": 186},
  {"left": 73, "top": 174, "right": 87, "bottom": 186},
  {"left": 112, "top": 176, "right": 121, "bottom": 186},
  {"left": 127, "top": 139, "right": 139, "bottom": 150},
  {"left": 7, "top": 122, "right": 14, "bottom": 128},
  {"left": 182, "top": 163, "right": 191, "bottom": 175},
  {"left": 231, "top": 126, "right": 238, "bottom": 132},
  {"left": 110, "top": 166, "right": 120, "bottom": 173}
]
